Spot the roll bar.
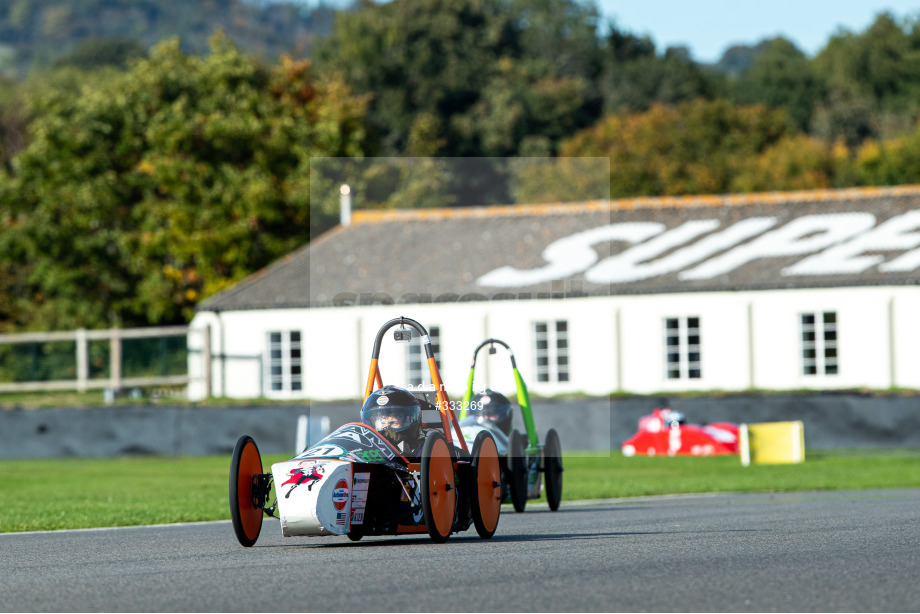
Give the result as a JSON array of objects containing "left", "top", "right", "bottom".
[
  {"left": 363, "top": 317, "right": 467, "bottom": 452},
  {"left": 461, "top": 338, "right": 540, "bottom": 450}
]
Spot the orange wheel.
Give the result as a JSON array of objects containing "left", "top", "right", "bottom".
[
  {"left": 421, "top": 431, "right": 455, "bottom": 543},
  {"left": 229, "top": 435, "right": 264, "bottom": 547},
  {"left": 471, "top": 431, "right": 501, "bottom": 538}
]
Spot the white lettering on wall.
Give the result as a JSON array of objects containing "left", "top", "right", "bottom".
[
  {"left": 586, "top": 218, "right": 777, "bottom": 283},
  {"left": 476, "top": 222, "right": 663, "bottom": 287},
  {"left": 882, "top": 247, "right": 920, "bottom": 272},
  {"left": 879, "top": 210, "right": 920, "bottom": 271},
  {"left": 678, "top": 213, "right": 877, "bottom": 280},
  {"left": 584, "top": 220, "right": 718, "bottom": 284},
  {"left": 784, "top": 210, "right": 920, "bottom": 275},
  {"left": 474, "top": 210, "right": 920, "bottom": 288}
]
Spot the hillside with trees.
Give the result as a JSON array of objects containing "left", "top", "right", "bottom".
[
  {"left": 0, "top": 0, "right": 336, "bottom": 79},
  {"left": 4, "top": 0, "right": 920, "bottom": 332}
]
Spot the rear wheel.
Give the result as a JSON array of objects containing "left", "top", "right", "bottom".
[
  {"left": 421, "top": 431, "right": 456, "bottom": 543},
  {"left": 230, "top": 435, "right": 264, "bottom": 547},
  {"left": 470, "top": 431, "right": 502, "bottom": 539},
  {"left": 543, "top": 429, "right": 563, "bottom": 512},
  {"left": 509, "top": 429, "right": 528, "bottom": 513}
]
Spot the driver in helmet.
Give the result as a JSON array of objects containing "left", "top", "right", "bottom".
[
  {"left": 660, "top": 408, "right": 685, "bottom": 428},
  {"left": 467, "top": 388, "right": 513, "bottom": 436},
  {"left": 360, "top": 385, "right": 425, "bottom": 457}
]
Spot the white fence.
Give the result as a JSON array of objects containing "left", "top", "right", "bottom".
[{"left": 0, "top": 326, "right": 211, "bottom": 395}]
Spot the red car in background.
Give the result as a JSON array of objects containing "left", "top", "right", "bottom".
[{"left": 621, "top": 408, "right": 739, "bottom": 457}]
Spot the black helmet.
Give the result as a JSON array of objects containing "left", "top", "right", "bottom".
[
  {"left": 469, "top": 389, "right": 513, "bottom": 435},
  {"left": 360, "top": 385, "right": 422, "bottom": 447}
]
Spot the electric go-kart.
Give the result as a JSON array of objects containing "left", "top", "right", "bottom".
[
  {"left": 229, "top": 317, "right": 502, "bottom": 546},
  {"left": 459, "top": 338, "right": 563, "bottom": 513},
  {"left": 621, "top": 407, "right": 740, "bottom": 457}
]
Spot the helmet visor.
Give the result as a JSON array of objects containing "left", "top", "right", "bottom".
[
  {"left": 361, "top": 405, "right": 419, "bottom": 434},
  {"left": 470, "top": 402, "right": 511, "bottom": 424}
]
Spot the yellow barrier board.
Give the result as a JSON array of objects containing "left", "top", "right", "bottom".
[{"left": 739, "top": 421, "right": 805, "bottom": 467}]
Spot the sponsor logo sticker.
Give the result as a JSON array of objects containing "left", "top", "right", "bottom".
[
  {"left": 377, "top": 395, "right": 389, "bottom": 405},
  {"left": 353, "top": 472, "right": 371, "bottom": 490},
  {"left": 299, "top": 444, "right": 347, "bottom": 459},
  {"left": 352, "top": 490, "right": 369, "bottom": 506},
  {"left": 355, "top": 449, "right": 386, "bottom": 462},
  {"left": 333, "top": 479, "right": 349, "bottom": 511},
  {"left": 280, "top": 461, "right": 326, "bottom": 498}
]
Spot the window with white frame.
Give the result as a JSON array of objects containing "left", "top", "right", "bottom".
[
  {"left": 534, "top": 320, "right": 569, "bottom": 383},
  {"left": 664, "top": 316, "right": 701, "bottom": 380},
  {"left": 407, "top": 326, "right": 440, "bottom": 387},
  {"left": 266, "top": 331, "right": 302, "bottom": 393},
  {"left": 801, "top": 312, "right": 838, "bottom": 375}
]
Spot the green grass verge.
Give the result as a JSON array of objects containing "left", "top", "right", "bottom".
[
  {"left": 1, "top": 449, "right": 919, "bottom": 533},
  {"left": 561, "top": 448, "right": 920, "bottom": 500}
]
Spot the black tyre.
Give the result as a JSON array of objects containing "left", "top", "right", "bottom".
[
  {"left": 230, "top": 435, "right": 264, "bottom": 547},
  {"left": 543, "top": 428, "right": 563, "bottom": 512},
  {"left": 470, "top": 430, "right": 502, "bottom": 539},
  {"left": 420, "top": 431, "right": 455, "bottom": 543},
  {"left": 509, "top": 429, "right": 528, "bottom": 513}
]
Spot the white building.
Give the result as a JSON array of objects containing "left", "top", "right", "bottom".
[{"left": 188, "top": 185, "right": 920, "bottom": 401}]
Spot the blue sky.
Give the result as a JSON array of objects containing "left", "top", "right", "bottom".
[{"left": 595, "top": 0, "right": 920, "bottom": 63}]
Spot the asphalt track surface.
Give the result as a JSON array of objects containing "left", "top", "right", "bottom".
[{"left": 2, "top": 490, "right": 919, "bottom": 613}]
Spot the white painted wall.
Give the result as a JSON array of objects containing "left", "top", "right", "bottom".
[
  {"left": 188, "top": 286, "right": 920, "bottom": 401},
  {"left": 892, "top": 292, "right": 920, "bottom": 389}
]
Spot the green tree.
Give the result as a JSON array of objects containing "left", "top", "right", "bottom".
[
  {"left": 599, "top": 25, "right": 727, "bottom": 115},
  {"left": 0, "top": 77, "right": 27, "bottom": 172},
  {"left": 557, "top": 99, "right": 793, "bottom": 197},
  {"left": 1, "top": 35, "right": 368, "bottom": 330},
  {"left": 0, "top": 174, "right": 30, "bottom": 332},
  {"left": 315, "top": 0, "right": 508, "bottom": 155},
  {"left": 852, "top": 126, "right": 920, "bottom": 186},
  {"left": 730, "top": 37, "right": 825, "bottom": 132},
  {"left": 729, "top": 134, "right": 837, "bottom": 192},
  {"left": 508, "top": 156, "right": 610, "bottom": 204},
  {"left": 812, "top": 12, "right": 920, "bottom": 146},
  {"left": 314, "top": 0, "right": 604, "bottom": 159}
]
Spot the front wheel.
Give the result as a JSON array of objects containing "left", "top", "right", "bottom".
[
  {"left": 230, "top": 435, "right": 265, "bottom": 547},
  {"left": 470, "top": 431, "right": 502, "bottom": 538},
  {"left": 421, "top": 431, "right": 456, "bottom": 543},
  {"left": 543, "top": 429, "right": 563, "bottom": 512},
  {"left": 509, "top": 429, "right": 528, "bottom": 513}
]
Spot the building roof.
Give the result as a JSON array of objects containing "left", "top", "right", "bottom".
[{"left": 198, "top": 185, "right": 920, "bottom": 311}]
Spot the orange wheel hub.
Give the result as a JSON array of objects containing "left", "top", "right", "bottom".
[
  {"left": 426, "top": 436, "right": 456, "bottom": 539},
  {"left": 236, "top": 441, "right": 263, "bottom": 542},
  {"left": 476, "top": 435, "right": 501, "bottom": 533}
]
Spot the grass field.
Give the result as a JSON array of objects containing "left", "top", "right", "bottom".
[{"left": 1, "top": 449, "right": 919, "bottom": 533}]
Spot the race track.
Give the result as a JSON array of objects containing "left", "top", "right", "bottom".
[{"left": 2, "top": 490, "right": 919, "bottom": 612}]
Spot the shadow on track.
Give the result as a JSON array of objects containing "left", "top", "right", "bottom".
[{"left": 250, "top": 530, "right": 664, "bottom": 549}]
